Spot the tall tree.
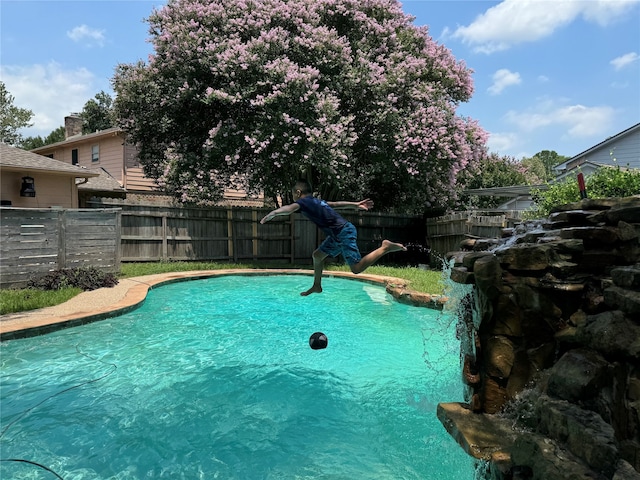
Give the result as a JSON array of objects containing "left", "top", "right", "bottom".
[
  {"left": 81, "top": 91, "right": 115, "bottom": 134},
  {"left": 20, "top": 126, "right": 66, "bottom": 150},
  {"left": 0, "top": 81, "right": 34, "bottom": 146},
  {"left": 113, "top": 0, "right": 487, "bottom": 212},
  {"left": 523, "top": 150, "right": 567, "bottom": 182}
]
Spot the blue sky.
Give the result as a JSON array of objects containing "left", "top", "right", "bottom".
[{"left": 1, "top": 0, "right": 639, "bottom": 159}]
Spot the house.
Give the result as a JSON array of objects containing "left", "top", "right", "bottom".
[
  {"left": 31, "top": 116, "right": 154, "bottom": 202},
  {"left": 464, "top": 122, "right": 640, "bottom": 211},
  {"left": 553, "top": 122, "right": 640, "bottom": 180},
  {"left": 0, "top": 143, "right": 100, "bottom": 208},
  {"left": 31, "top": 115, "right": 263, "bottom": 207}
]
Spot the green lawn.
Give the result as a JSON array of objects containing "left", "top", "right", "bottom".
[{"left": 1, "top": 262, "right": 446, "bottom": 315}]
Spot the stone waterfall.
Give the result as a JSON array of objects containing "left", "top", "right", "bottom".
[{"left": 436, "top": 195, "right": 640, "bottom": 480}]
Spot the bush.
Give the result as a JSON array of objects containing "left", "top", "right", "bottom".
[
  {"left": 529, "top": 165, "right": 640, "bottom": 218},
  {"left": 28, "top": 266, "right": 119, "bottom": 291}
]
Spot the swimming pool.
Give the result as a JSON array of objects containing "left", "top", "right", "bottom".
[{"left": 0, "top": 274, "right": 474, "bottom": 479}]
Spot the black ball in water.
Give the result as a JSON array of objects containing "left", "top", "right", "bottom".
[{"left": 309, "top": 332, "right": 328, "bottom": 350}]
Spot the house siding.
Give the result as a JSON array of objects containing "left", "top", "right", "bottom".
[
  {"left": 608, "top": 130, "right": 640, "bottom": 169},
  {"left": 556, "top": 124, "right": 640, "bottom": 173},
  {"left": 34, "top": 133, "right": 125, "bottom": 186},
  {"left": 566, "top": 130, "right": 640, "bottom": 170},
  {"left": 0, "top": 171, "right": 78, "bottom": 208},
  {"left": 125, "top": 166, "right": 161, "bottom": 191}
]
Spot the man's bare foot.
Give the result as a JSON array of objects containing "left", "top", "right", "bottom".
[
  {"left": 301, "top": 285, "right": 323, "bottom": 296},
  {"left": 383, "top": 239, "right": 407, "bottom": 252}
]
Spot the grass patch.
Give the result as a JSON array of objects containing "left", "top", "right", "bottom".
[
  {"left": 1, "top": 262, "right": 445, "bottom": 315},
  {"left": 119, "top": 261, "right": 257, "bottom": 278},
  {"left": 120, "top": 261, "right": 445, "bottom": 295},
  {"left": 323, "top": 264, "right": 445, "bottom": 294},
  {"left": 0, "top": 287, "right": 83, "bottom": 315}
]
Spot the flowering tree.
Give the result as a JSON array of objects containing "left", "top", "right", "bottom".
[{"left": 113, "top": 0, "right": 487, "bottom": 212}]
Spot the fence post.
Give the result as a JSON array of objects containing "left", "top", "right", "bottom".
[
  {"left": 290, "top": 213, "right": 295, "bottom": 263},
  {"left": 227, "top": 207, "right": 238, "bottom": 262},
  {"left": 114, "top": 209, "right": 122, "bottom": 269},
  {"left": 252, "top": 209, "right": 258, "bottom": 260},
  {"left": 162, "top": 213, "right": 168, "bottom": 261},
  {"left": 57, "top": 209, "right": 67, "bottom": 269}
]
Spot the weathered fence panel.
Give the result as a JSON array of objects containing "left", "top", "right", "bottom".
[
  {"left": 108, "top": 203, "right": 425, "bottom": 265},
  {"left": 425, "top": 210, "right": 524, "bottom": 262},
  {"left": 0, "top": 207, "right": 121, "bottom": 288},
  {"left": 1, "top": 204, "right": 528, "bottom": 288}
]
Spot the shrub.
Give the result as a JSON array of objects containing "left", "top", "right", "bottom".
[
  {"left": 528, "top": 165, "right": 640, "bottom": 218},
  {"left": 28, "top": 266, "right": 119, "bottom": 291}
]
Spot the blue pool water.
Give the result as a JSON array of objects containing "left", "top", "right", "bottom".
[{"left": 0, "top": 275, "right": 474, "bottom": 479}]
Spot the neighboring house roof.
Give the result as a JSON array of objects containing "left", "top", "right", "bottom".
[
  {"left": 0, "top": 142, "right": 99, "bottom": 178},
  {"left": 77, "top": 167, "right": 126, "bottom": 198},
  {"left": 464, "top": 184, "right": 547, "bottom": 198},
  {"left": 30, "top": 127, "right": 123, "bottom": 152},
  {"left": 554, "top": 122, "right": 640, "bottom": 173},
  {"left": 552, "top": 160, "right": 606, "bottom": 183}
]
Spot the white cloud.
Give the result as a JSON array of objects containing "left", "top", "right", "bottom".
[
  {"left": 488, "top": 69, "right": 521, "bottom": 95},
  {"left": 610, "top": 52, "right": 640, "bottom": 70},
  {"left": 67, "top": 24, "right": 106, "bottom": 47},
  {"left": 453, "top": 0, "right": 640, "bottom": 53},
  {"left": 0, "top": 62, "right": 98, "bottom": 136},
  {"left": 504, "top": 103, "right": 616, "bottom": 138},
  {"left": 486, "top": 131, "right": 518, "bottom": 153}
]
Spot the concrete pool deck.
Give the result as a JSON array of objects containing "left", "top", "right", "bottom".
[{"left": 0, "top": 269, "right": 441, "bottom": 340}]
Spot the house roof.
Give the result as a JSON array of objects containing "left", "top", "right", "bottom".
[
  {"left": 0, "top": 142, "right": 99, "bottom": 177},
  {"left": 464, "top": 184, "right": 547, "bottom": 197},
  {"left": 77, "top": 167, "right": 126, "bottom": 196},
  {"left": 31, "top": 127, "right": 123, "bottom": 152},
  {"left": 554, "top": 122, "right": 640, "bottom": 171}
]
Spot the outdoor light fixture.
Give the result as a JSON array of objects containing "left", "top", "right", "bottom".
[{"left": 20, "top": 176, "right": 36, "bottom": 197}]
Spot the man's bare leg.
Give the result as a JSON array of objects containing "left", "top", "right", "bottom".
[
  {"left": 351, "top": 240, "right": 406, "bottom": 274},
  {"left": 301, "top": 249, "right": 329, "bottom": 296}
]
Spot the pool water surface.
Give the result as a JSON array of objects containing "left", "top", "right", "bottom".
[{"left": 0, "top": 274, "right": 474, "bottom": 479}]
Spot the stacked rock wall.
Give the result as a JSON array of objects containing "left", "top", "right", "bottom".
[{"left": 439, "top": 196, "right": 640, "bottom": 480}]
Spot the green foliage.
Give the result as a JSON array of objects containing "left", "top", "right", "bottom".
[
  {"left": 0, "top": 287, "right": 82, "bottom": 315},
  {"left": 532, "top": 150, "right": 568, "bottom": 181},
  {"left": 0, "top": 81, "right": 33, "bottom": 145},
  {"left": 119, "top": 261, "right": 255, "bottom": 277},
  {"left": 529, "top": 165, "right": 640, "bottom": 218},
  {"left": 457, "top": 153, "right": 529, "bottom": 209},
  {"left": 27, "top": 266, "right": 119, "bottom": 291},
  {"left": 20, "top": 126, "right": 66, "bottom": 150},
  {"left": 81, "top": 91, "right": 115, "bottom": 133}
]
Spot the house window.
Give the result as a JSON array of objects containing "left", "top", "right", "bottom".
[
  {"left": 91, "top": 145, "right": 99, "bottom": 162},
  {"left": 72, "top": 149, "right": 78, "bottom": 165}
]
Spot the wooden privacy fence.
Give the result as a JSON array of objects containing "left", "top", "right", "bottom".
[
  {"left": 0, "top": 205, "right": 526, "bottom": 288},
  {"left": 0, "top": 207, "right": 121, "bottom": 289},
  {"left": 113, "top": 204, "right": 424, "bottom": 264},
  {"left": 425, "top": 210, "right": 525, "bottom": 262}
]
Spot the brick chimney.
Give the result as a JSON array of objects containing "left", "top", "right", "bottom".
[{"left": 64, "top": 114, "right": 83, "bottom": 139}]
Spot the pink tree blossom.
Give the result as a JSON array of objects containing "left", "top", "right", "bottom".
[{"left": 113, "top": 0, "right": 488, "bottom": 211}]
